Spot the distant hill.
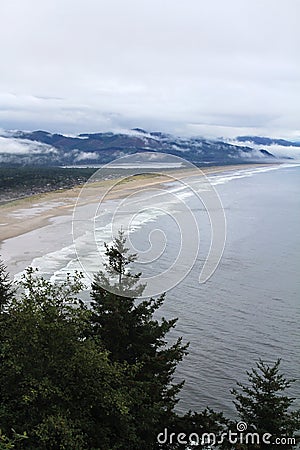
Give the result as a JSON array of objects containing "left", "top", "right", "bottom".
[
  {"left": 0, "top": 129, "right": 288, "bottom": 166},
  {"left": 236, "top": 136, "right": 300, "bottom": 147}
]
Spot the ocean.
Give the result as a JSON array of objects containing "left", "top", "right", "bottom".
[{"left": 1, "top": 163, "right": 299, "bottom": 417}]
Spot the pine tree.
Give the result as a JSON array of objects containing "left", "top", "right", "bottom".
[
  {"left": 0, "top": 267, "right": 135, "bottom": 450},
  {"left": 90, "top": 229, "right": 189, "bottom": 448},
  {"left": 231, "top": 359, "right": 300, "bottom": 449},
  {"left": 0, "top": 259, "right": 14, "bottom": 311}
]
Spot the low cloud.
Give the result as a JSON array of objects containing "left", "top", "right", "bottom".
[
  {"left": 0, "top": 136, "right": 57, "bottom": 155},
  {"left": 75, "top": 151, "right": 99, "bottom": 162},
  {"left": 229, "top": 140, "right": 300, "bottom": 161}
]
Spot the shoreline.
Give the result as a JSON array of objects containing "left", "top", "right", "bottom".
[{"left": 0, "top": 163, "right": 276, "bottom": 244}]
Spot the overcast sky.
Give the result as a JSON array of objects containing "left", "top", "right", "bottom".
[{"left": 0, "top": 0, "right": 299, "bottom": 138}]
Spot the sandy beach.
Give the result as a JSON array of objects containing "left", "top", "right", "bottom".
[{"left": 0, "top": 164, "right": 271, "bottom": 243}]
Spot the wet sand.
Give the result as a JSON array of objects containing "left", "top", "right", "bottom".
[{"left": 0, "top": 164, "right": 270, "bottom": 243}]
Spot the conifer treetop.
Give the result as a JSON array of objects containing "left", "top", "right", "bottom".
[{"left": 95, "top": 229, "right": 146, "bottom": 298}]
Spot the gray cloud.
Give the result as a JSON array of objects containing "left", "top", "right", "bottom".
[
  {"left": 75, "top": 151, "right": 100, "bottom": 162},
  {"left": 0, "top": 136, "right": 57, "bottom": 155},
  {"left": 229, "top": 140, "right": 300, "bottom": 161},
  {"left": 0, "top": 0, "right": 299, "bottom": 138}
]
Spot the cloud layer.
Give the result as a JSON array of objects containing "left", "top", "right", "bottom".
[
  {"left": 230, "top": 140, "right": 300, "bottom": 161},
  {"left": 0, "top": 136, "right": 57, "bottom": 155},
  {"left": 0, "top": 0, "right": 299, "bottom": 138}
]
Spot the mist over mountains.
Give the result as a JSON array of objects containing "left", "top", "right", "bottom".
[{"left": 0, "top": 128, "right": 298, "bottom": 166}]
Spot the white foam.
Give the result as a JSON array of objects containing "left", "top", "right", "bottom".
[{"left": 12, "top": 163, "right": 297, "bottom": 283}]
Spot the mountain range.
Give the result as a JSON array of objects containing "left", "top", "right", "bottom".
[{"left": 0, "top": 128, "right": 298, "bottom": 166}]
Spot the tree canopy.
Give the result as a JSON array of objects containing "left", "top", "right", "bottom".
[
  {"left": 0, "top": 266, "right": 135, "bottom": 449},
  {"left": 231, "top": 359, "right": 300, "bottom": 449},
  {"left": 0, "top": 242, "right": 299, "bottom": 449},
  {"left": 90, "top": 230, "right": 189, "bottom": 447}
]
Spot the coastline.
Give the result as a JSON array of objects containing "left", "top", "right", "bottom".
[{"left": 0, "top": 163, "right": 274, "bottom": 244}]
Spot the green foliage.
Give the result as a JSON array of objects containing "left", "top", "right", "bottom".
[
  {"left": 231, "top": 359, "right": 300, "bottom": 449},
  {"left": 93, "top": 228, "right": 145, "bottom": 298},
  {"left": 0, "top": 267, "right": 134, "bottom": 449},
  {"left": 0, "top": 260, "right": 14, "bottom": 311},
  {"left": 1, "top": 237, "right": 299, "bottom": 449},
  {"left": 167, "top": 408, "right": 230, "bottom": 449},
  {"left": 0, "top": 166, "right": 97, "bottom": 203},
  {"left": 91, "top": 230, "right": 189, "bottom": 448},
  {"left": 0, "top": 429, "right": 28, "bottom": 449}
]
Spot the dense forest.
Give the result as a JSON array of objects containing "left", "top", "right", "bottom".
[
  {"left": 0, "top": 166, "right": 97, "bottom": 203},
  {"left": 0, "top": 232, "right": 299, "bottom": 449},
  {"left": 0, "top": 166, "right": 174, "bottom": 204}
]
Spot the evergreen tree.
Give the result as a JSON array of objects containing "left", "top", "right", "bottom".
[
  {"left": 0, "top": 259, "right": 14, "bottom": 311},
  {"left": 90, "top": 230, "right": 189, "bottom": 448},
  {"left": 0, "top": 429, "right": 28, "bottom": 449},
  {"left": 168, "top": 408, "right": 230, "bottom": 449},
  {"left": 231, "top": 359, "right": 300, "bottom": 449},
  {"left": 0, "top": 267, "right": 135, "bottom": 449}
]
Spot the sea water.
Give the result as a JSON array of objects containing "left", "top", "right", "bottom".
[{"left": 1, "top": 164, "right": 299, "bottom": 416}]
